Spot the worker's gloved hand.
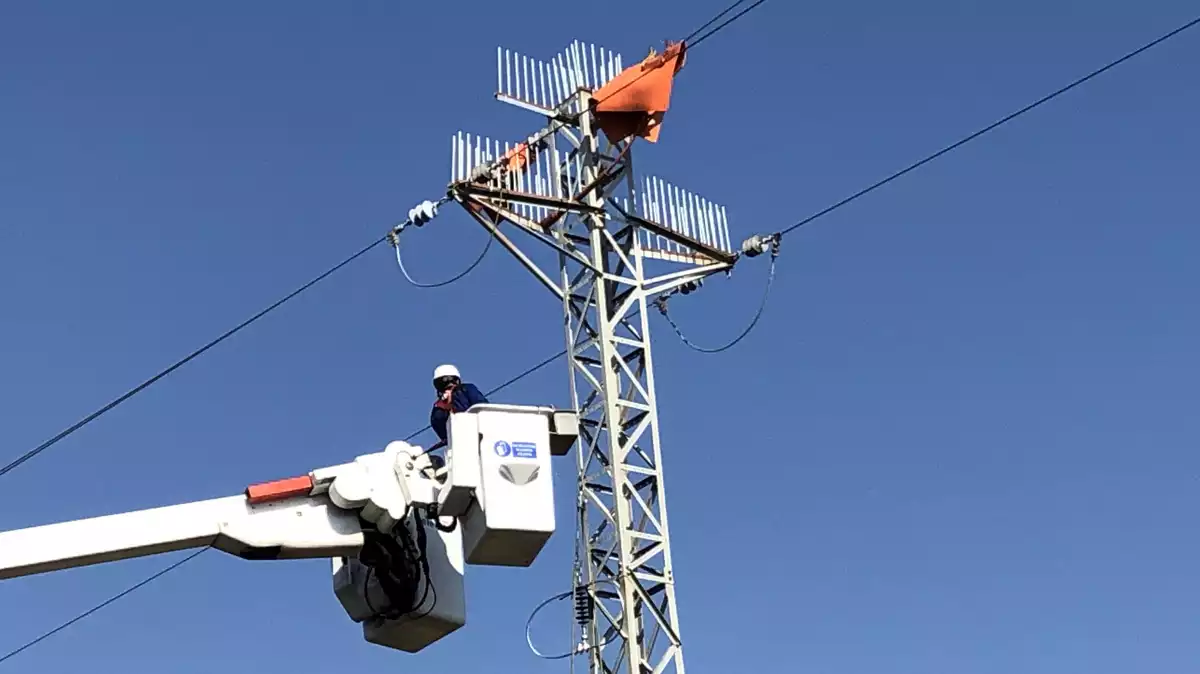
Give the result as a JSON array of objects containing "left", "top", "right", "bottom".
[{"left": 440, "top": 387, "right": 455, "bottom": 404}]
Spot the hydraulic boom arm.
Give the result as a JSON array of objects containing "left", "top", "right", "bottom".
[
  {"left": 0, "top": 404, "right": 577, "bottom": 653},
  {"left": 0, "top": 492, "right": 361, "bottom": 580}
]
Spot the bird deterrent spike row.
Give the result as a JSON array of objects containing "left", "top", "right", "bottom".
[
  {"left": 448, "top": 130, "right": 738, "bottom": 265},
  {"left": 448, "top": 131, "right": 580, "bottom": 225},
  {"left": 495, "top": 41, "right": 624, "bottom": 112},
  {"left": 636, "top": 176, "right": 736, "bottom": 257}
]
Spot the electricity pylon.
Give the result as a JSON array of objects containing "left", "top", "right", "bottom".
[{"left": 446, "top": 39, "right": 753, "bottom": 674}]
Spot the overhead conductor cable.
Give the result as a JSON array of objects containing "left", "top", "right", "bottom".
[
  {"left": 390, "top": 198, "right": 494, "bottom": 288},
  {"left": 654, "top": 234, "right": 779, "bottom": 354},
  {"left": 0, "top": 195, "right": 455, "bottom": 481},
  {"left": 9, "top": 2, "right": 1198, "bottom": 664},
  {"left": 656, "top": 11, "right": 1200, "bottom": 354}
]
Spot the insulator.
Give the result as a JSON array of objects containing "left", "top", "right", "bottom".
[
  {"left": 573, "top": 586, "right": 594, "bottom": 625},
  {"left": 407, "top": 200, "right": 440, "bottom": 227},
  {"left": 740, "top": 233, "right": 773, "bottom": 258}
]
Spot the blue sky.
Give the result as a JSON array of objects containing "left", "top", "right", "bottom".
[{"left": 2, "top": 1, "right": 1199, "bottom": 672}]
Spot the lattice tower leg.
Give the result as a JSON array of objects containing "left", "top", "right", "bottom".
[{"left": 560, "top": 110, "right": 686, "bottom": 674}]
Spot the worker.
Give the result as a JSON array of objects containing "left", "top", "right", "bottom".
[{"left": 430, "top": 364, "right": 489, "bottom": 445}]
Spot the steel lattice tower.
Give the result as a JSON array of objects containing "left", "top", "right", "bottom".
[{"left": 446, "top": 40, "right": 741, "bottom": 674}]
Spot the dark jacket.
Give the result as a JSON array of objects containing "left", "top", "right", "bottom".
[{"left": 430, "top": 383, "right": 489, "bottom": 443}]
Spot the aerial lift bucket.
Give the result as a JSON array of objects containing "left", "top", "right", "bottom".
[{"left": 591, "top": 41, "right": 687, "bottom": 144}]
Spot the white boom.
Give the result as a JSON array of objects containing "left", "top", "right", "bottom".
[{"left": 0, "top": 404, "right": 578, "bottom": 653}]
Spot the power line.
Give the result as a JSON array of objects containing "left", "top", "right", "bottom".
[
  {"left": 682, "top": 0, "right": 751, "bottom": 44},
  {"left": 0, "top": 1, "right": 769, "bottom": 483},
  {"left": 407, "top": 348, "right": 568, "bottom": 454},
  {"left": 0, "top": 348, "right": 568, "bottom": 666},
  {"left": 5, "top": 5, "right": 1191, "bottom": 661},
  {"left": 464, "top": 0, "right": 769, "bottom": 189},
  {"left": 10, "top": 4, "right": 1186, "bottom": 664},
  {"left": 776, "top": 13, "right": 1200, "bottom": 239},
  {"left": 657, "top": 12, "right": 1200, "bottom": 353},
  {"left": 398, "top": 1, "right": 768, "bottom": 431},
  {"left": 3, "top": 235, "right": 388, "bottom": 476},
  {"left": 390, "top": 197, "right": 495, "bottom": 288},
  {"left": 394, "top": 232, "right": 493, "bottom": 288},
  {"left": 0, "top": 4, "right": 765, "bottom": 658},
  {"left": 690, "top": 0, "right": 766, "bottom": 48},
  {"left": 654, "top": 242, "right": 778, "bottom": 353},
  {"left": 483, "top": 349, "right": 568, "bottom": 397},
  {"left": 0, "top": 547, "right": 210, "bottom": 665},
  {"left": 0, "top": 234, "right": 388, "bottom": 480}
]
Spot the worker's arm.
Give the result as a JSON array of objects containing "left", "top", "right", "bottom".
[
  {"left": 460, "top": 383, "right": 488, "bottom": 407},
  {"left": 431, "top": 405, "right": 450, "bottom": 443}
]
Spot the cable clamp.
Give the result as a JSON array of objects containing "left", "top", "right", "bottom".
[{"left": 652, "top": 275, "right": 704, "bottom": 316}]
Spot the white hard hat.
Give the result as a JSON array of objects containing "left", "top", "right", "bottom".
[{"left": 433, "top": 364, "right": 461, "bottom": 382}]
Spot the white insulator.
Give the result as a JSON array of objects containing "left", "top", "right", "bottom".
[{"left": 408, "top": 199, "right": 440, "bottom": 227}]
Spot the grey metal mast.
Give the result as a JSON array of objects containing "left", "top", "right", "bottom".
[{"left": 446, "top": 40, "right": 744, "bottom": 674}]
